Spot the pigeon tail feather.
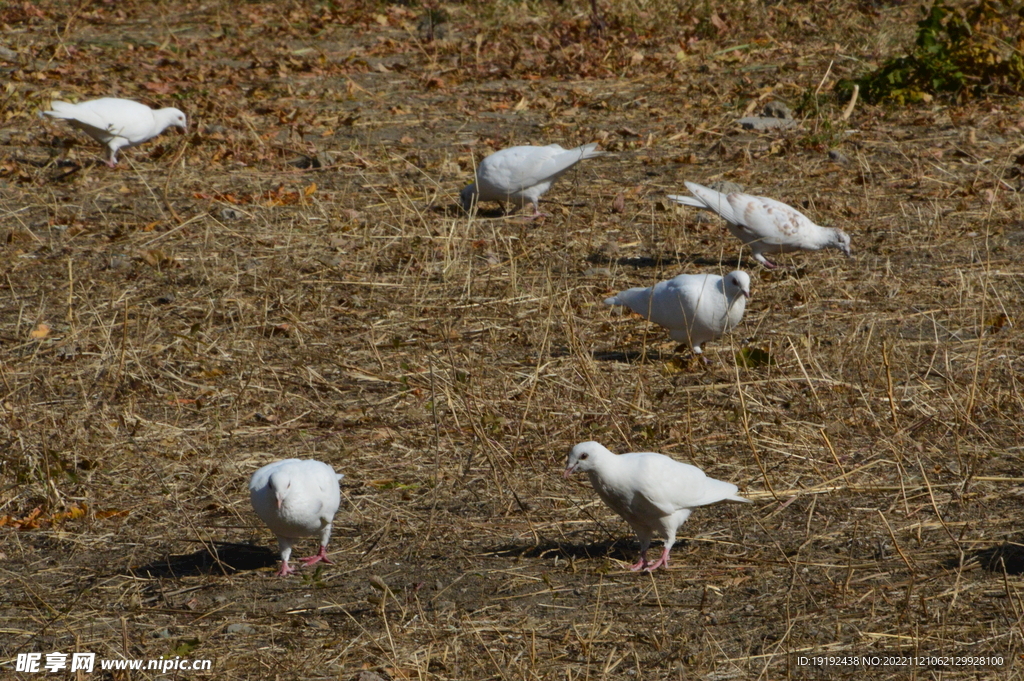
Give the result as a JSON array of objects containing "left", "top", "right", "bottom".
[
  {"left": 574, "top": 142, "right": 607, "bottom": 160},
  {"left": 604, "top": 287, "right": 653, "bottom": 314}
]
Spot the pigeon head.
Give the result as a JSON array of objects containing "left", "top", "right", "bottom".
[
  {"left": 268, "top": 471, "right": 293, "bottom": 510},
  {"left": 459, "top": 183, "right": 478, "bottom": 212},
  {"left": 564, "top": 441, "right": 610, "bottom": 479},
  {"left": 156, "top": 107, "right": 188, "bottom": 133},
  {"left": 724, "top": 270, "right": 751, "bottom": 299},
  {"left": 831, "top": 229, "right": 852, "bottom": 257}
]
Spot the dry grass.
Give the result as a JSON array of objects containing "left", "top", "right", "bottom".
[{"left": 2, "top": 0, "right": 1024, "bottom": 679}]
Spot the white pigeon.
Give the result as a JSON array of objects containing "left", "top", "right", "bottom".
[
  {"left": 249, "top": 459, "right": 344, "bottom": 577},
  {"left": 563, "top": 441, "right": 751, "bottom": 571},
  {"left": 461, "top": 143, "right": 605, "bottom": 218},
  {"left": 604, "top": 270, "right": 750, "bottom": 354},
  {"left": 42, "top": 98, "right": 187, "bottom": 167},
  {"left": 667, "top": 181, "right": 852, "bottom": 268}
]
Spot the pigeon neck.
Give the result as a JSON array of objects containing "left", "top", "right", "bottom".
[{"left": 587, "top": 449, "right": 618, "bottom": 476}]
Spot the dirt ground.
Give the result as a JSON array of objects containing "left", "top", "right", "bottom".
[{"left": 2, "top": 0, "right": 1024, "bottom": 679}]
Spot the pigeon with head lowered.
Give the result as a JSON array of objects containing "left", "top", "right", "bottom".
[
  {"left": 249, "top": 459, "right": 344, "bottom": 577},
  {"left": 667, "top": 181, "right": 851, "bottom": 268},
  {"left": 563, "top": 441, "right": 751, "bottom": 571},
  {"left": 461, "top": 143, "right": 605, "bottom": 218},
  {"left": 43, "top": 98, "right": 187, "bottom": 167},
  {"left": 604, "top": 270, "right": 750, "bottom": 354}
]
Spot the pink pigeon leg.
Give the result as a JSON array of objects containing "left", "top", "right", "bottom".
[
  {"left": 522, "top": 203, "right": 549, "bottom": 220},
  {"left": 643, "top": 547, "right": 671, "bottom": 571},
  {"left": 298, "top": 545, "right": 333, "bottom": 567},
  {"left": 275, "top": 560, "right": 296, "bottom": 577},
  {"left": 628, "top": 551, "right": 650, "bottom": 571}
]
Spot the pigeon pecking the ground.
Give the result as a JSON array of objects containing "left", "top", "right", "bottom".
[
  {"left": 460, "top": 143, "right": 605, "bottom": 218},
  {"left": 604, "top": 270, "right": 750, "bottom": 355},
  {"left": 249, "top": 459, "right": 344, "bottom": 577},
  {"left": 667, "top": 181, "right": 852, "bottom": 268},
  {"left": 563, "top": 441, "right": 751, "bottom": 571},
  {"left": 42, "top": 97, "right": 187, "bottom": 167}
]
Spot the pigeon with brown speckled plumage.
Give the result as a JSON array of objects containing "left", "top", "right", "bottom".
[{"left": 668, "top": 181, "right": 851, "bottom": 268}]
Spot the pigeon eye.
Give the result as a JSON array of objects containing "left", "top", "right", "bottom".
[{"left": 580, "top": 452, "right": 589, "bottom": 460}]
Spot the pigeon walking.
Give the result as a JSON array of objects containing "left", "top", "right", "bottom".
[
  {"left": 604, "top": 271, "right": 750, "bottom": 354},
  {"left": 43, "top": 97, "right": 187, "bottom": 167},
  {"left": 668, "top": 181, "right": 851, "bottom": 268},
  {"left": 461, "top": 143, "right": 605, "bottom": 218},
  {"left": 249, "top": 459, "right": 344, "bottom": 577},
  {"left": 563, "top": 441, "right": 751, "bottom": 571}
]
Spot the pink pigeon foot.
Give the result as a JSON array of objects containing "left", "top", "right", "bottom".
[
  {"left": 298, "top": 545, "right": 333, "bottom": 567},
  {"left": 761, "top": 258, "right": 778, "bottom": 269},
  {"left": 628, "top": 552, "right": 650, "bottom": 571},
  {"left": 643, "top": 548, "right": 671, "bottom": 571},
  {"left": 520, "top": 203, "right": 549, "bottom": 220},
  {"left": 275, "top": 560, "right": 296, "bottom": 577}
]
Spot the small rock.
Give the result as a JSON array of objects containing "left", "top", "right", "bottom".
[
  {"left": 828, "top": 150, "right": 850, "bottom": 164},
  {"left": 762, "top": 101, "right": 793, "bottom": 119},
  {"left": 738, "top": 117, "right": 798, "bottom": 131},
  {"left": 584, "top": 267, "right": 612, "bottom": 277},
  {"left": 355, "top": 672, "right": 388, "bottom": 681},
  {"left": 289, "top": 155, "right": 320, "bottom": 170},
  {"left": 595, "top": 241, "right": 619, "bottom": 260},
  {"left": 611, "top": 192, "right": 626, "bottom": 213},
  {"left": 226, "top": 623, "right": 256, "bottom": 635},
  {"left": 219, "top": 208, "right": 243, "bottom": 221},
  {"left": 108, "top": 255, "right": 131, "bottom": 272},
  {"left": 152, "top": 628, "right": 172, "bottom": 639},
  {"left": 154, "top": 293, "right": 175, "bottom": 305}
]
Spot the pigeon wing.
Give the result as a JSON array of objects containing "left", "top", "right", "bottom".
[
  {"left": 728, "top": 194, "right": 818, "bottom": 244},
  {"left": 44, "top": 101, "right": 121, "bottom": 138},
  {"left": 74, "top": 99, "right": 161, "bottom": 141},
  {"left": 680, "top": 181, "right": 748, "bottom": 226},
  {"left": 623, "top": 453, "right": 728, "bottom": 515}
]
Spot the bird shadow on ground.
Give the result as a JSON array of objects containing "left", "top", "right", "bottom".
[
  {"left": 429, "top": 203, "right": 520, "bottom": 220},
  {"left": 586, "top": 252, "right": 728, "bottom": 270},
  {"left": 758, "top": 265, "right": 809, "bottom": 280},
  {"left": 590, "top": 348, "right": 671, "bottom": 364},
  {"left": 953, "top": 541, "right": 1024, "bottom": 576},
  {"left": 489, "top": 538, "right": 643, "bottom": 564},
  {"left": 430, "top": 202, "right": 469, "bottom": 218},
  {"left": 128, "top": 542, "right": 278, "bottom": 578}
]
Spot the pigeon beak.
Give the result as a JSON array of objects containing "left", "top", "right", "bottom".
[
  {"left": 743, "top": 289, "right": 751, "bottom": 299},
  {"left": 562, "top": 466, "right": 576, "bottom": 479}
]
